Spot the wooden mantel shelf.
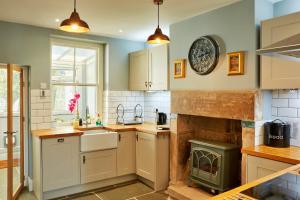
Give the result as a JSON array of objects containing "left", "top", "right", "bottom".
[{"left": 242, "top": 145, "right": 300, "bottom": 165}]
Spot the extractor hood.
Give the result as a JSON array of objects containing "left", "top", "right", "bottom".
[{"left": 257, "top": 33, "right": 300, "bottom": 62}]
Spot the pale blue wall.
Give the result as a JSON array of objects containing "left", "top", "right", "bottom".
[
  {"left": 0, "top": 21, "right": 145, "bottom": 90},
  {"left": 274, "top": 0, "right": 300, "bottom": 17},
  {"left": 169, "top": 0, "right": 258, "bottom": 90}
]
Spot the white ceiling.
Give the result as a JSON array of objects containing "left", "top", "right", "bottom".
[{"left": 0, "top": 0, "right": 243, "bottom": 41}]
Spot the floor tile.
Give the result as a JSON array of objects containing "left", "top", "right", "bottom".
[
  {"left": 70, "top": 193, "right": 100, "bottom": 200},
  {"left": 136, "top": 192, "right": 168, "bottom": 200},
  {"left": 96, "top": 182, "right": 153, "bottom": 200},
  {"left": 18, "top": 189, "right": 37, "bottom": 200}
]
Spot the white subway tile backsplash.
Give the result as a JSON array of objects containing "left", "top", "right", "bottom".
[
  {"left": 102, "top": 90, "right": 170, "bottom": 124},
  {"left": 289, "top": 99, "right": 300, "bottom": 108},
  {"left": 31, "top": 117, "right": 43, "bottom": 124},
  {"left": 43, "top": 103, "right": 51, "bottom": 110},
  {"left": 271, "top": 89, "right": 300, "bottom": 147},
  {"left": 278, "top": 90, "right": 298, "bottom": 99},
  {"left": 31, "top": 89, "right": 52, "bottom": 131},
  {"left": 272, "top": 99, "right": 288, "bottom": 107},
  {"left": 271, "top": 107, "right": 278, "bottom": 116},
  {"left": 31, "top": 103, "right": 43, "bottom": 110},
  {"left": 278, "top": 108, "right": 298, "bottom": 118}
]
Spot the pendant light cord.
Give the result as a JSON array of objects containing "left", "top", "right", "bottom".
[
  {"left": 157, "top": 2, "right": 160, "bottom": 28},
  {"left": 74, "top": 0, "right": 77, "bottom": 11}
]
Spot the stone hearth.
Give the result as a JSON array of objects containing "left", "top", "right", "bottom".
[{"left": 168, "top": 90, "right": 262, "bottom": 200}]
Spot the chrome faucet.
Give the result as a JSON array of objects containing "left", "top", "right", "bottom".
[{"left": 85, "top": 106, "right": 91, "bottom": 127}]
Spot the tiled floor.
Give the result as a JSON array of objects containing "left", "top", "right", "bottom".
[{"left": 18, "top": 182, "right": 169, "bottom": 200}]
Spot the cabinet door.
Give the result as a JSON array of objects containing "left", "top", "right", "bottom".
[
  {"left": 247, "top": 155, "right": 292, "bottom": 183},
  {"left": 81, "top": 149, "right": 117, "bottom": 184},
  {"left": 261, "top": 12, "right": 300, "bottom": 89},
  {"left": 149, "top": 44, "right": 168, "bottom": 90},
  {"left": 136, "top": 132, "right": 155, "bottom": 181},
  {"left": 42, "top": 136, "right": 80, "bottom": 192},
  {"left": 129, "top": 49, "right": 149, "bottom": 90},
  {"left": 117, "top": 132, "right": 136, "bottom": 176}
]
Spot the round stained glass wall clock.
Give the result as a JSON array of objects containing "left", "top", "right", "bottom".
[{"left": 188, "top": 36, "right": 220, "bottom": 75}]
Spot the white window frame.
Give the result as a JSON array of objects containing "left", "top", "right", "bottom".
[{"left": 50, "top": 38, "right": 103, "bottom": 118}]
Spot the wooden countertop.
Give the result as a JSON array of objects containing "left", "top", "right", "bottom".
[
  {"left": 31, "top": 128, "right": 83, "bottom": 139},
  {"left": 32, "top": 123, "right": 170, "bottom": 138},
  {"left": 242, "top": 145, "right": 300, "bottom": 165},
  {"left": 211, "top": 164, "right": 300, "bottom": 199},
  {"left": 106, "top": 123, "right": 170, "bottom": 136}
]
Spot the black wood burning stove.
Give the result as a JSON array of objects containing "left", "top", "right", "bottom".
[{"left": 189, "top": 140, "right": 240, "bottom": 193}]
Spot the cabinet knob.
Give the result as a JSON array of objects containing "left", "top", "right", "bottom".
[
  {"left": 145, "top": 81, "right": 148, "bottom": 87},
  {"left": 136, "top": 134, "right": 139, "bottom": 141},
  {"left": 149, "top": 81, "right": 152, "bottom": 87},
  {"left": 83, "top": 155, "right": 86, "bottom": 164},
  {"left": 118, "top": 133, "right": 121, "bottom": 142}
]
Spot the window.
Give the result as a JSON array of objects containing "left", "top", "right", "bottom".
[{"left": 51, "top": 39, "right": 101, "bottom": 122}]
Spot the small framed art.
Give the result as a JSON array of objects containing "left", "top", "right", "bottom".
[
  {"left": 174, "top": 59, "right": 186, "bottom": 78},
  {"left": 227, "top": 51, "right": 244, "bottom": 75}
]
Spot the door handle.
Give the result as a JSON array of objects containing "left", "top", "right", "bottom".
[
  {"left": 136, "top": 134, "right": 139, "bottom": 141},
  {"left": 83, "top": 156, "right": 86, "bottom": 164},
  {"left": 118, "top": 133, "right": 121, "bottom": 142},
  {"left": 3, "top": 131, "right": 17, "bottom": 135},
  {"left": 57, "top": 138, "right": 64, "bottom": 143}
]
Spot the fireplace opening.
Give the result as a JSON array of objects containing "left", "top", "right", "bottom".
[{"left": 171, "top": 114, "right": 242, "bottom": 194}]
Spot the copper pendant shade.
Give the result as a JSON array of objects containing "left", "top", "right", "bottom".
[
  {"left": 147, "top": 0, "right": 170, "bottom": 44},
  {"left": 59, "top": 0, "right": 90, "bottom": 33}
]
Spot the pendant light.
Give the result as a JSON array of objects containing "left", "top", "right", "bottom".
[
  {"left": 147, "top": 0, "right": 170, "bottom": 44},
  {"left": 59, "top": 0, "right": 90, "bottom": 33}
]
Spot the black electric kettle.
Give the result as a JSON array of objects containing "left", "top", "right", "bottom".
[{"left": 157, "top": 112, "right": 167, "bottom": 125}]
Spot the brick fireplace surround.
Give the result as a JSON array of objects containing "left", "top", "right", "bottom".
[{"left": 168, "top": 90, "right": 262, "bottom": 200}]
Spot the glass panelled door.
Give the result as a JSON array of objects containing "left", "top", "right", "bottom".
[{"left": 0, "top": 64, "right": 24, "bottom": 200}]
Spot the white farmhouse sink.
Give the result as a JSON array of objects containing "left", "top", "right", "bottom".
[{"left": 80, "top": 130, "right": 118, "bottom": 152}]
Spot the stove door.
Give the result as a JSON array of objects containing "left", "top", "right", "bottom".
[{"left": 190, "top": 147, "right": 221, "bottom": 185}]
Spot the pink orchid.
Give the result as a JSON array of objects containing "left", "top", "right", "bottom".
[
  {"left": 68, "top": 93, "right": 81, "bottom": 113},
  {"left": 74, "top": 93, "right": 81, "bottom": 100}
]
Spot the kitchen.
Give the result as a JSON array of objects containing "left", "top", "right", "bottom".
[{"left": 1, "top": 0, "right": 300, "bottom": 200}]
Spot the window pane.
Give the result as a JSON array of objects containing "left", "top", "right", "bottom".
[
  {"left": 52, "top": 85, "right": 97, "bottom": 122},
  {"left": 75, "top": 48, "right": 97, "bottom": 84},
  {"left": 13, "top": 71, "right": 20, "bottom": 113},
  {"left": 0, "top": 68, "right": 7, "bottom": 114},
  {"left": 51, "top": 45, "right": 75, "bottom": 83}
]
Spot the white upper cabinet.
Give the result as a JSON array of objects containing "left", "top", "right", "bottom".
[
  {"left": 129, "top": 49, "right": 149, "bottom": 90},
  {"left": 149, "top": 45, "right": 168, "bottom": 90},
  {"left": 261, "top": 12, "right": 300, "bottom": 89},
  {"left": 129, "top": 45, "right": 168, "bottom": 91}
]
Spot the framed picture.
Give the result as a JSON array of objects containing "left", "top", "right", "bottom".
[
  {"left": 227, "top": 51, "right": 244, "bottom": 75},
  {"left": 174, "top": 59, "right": 186, "bottom": 78}
]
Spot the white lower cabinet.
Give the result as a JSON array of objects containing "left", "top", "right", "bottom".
[
  {"left": 42, "top": 136, "right": 80, "bottom": 192},
  {"left": 81, "top": 149, "right": 117, "bottom": 184},
  {"left": 247, "top": 155, "right": 292, "bottom": 183},
  {"left": 136, "top": 132, "right": 169, "bottom": 191},
  {"left": 136, "top": 132, "right": 156, "bottom": 181},
  {"left": 117, "top": 132, "right": 136, "bottom": 176}
]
